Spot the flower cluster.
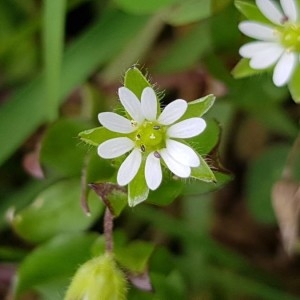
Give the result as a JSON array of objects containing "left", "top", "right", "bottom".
[
  {"left": 238, "top": 0, "right": 300, "bottom": 87},
  {"left": 97, "top": 86, "right": 206, "bottom": 191}
]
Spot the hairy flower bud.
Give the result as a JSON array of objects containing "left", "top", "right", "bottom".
[{"left": 64, "top": 254, "right": 127, "bottom": 300}]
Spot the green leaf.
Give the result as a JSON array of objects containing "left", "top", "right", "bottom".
[
  {"left": 289, "top": 65, "right": 300, "bottom": 103},
  {"left": 40, "top": 118, "right": 90, "bottom": 177},
  {"left": 191, "top": 156, "right": 216, "bottom": 182},
  {"left": 147, "top": 178, "right": 184, "bottom": 206},
  {"left": 211, "top": 0, "right": 232, "bottom": 13},
  {"left": 128, "top": 162, "right": 149, "bottom": 207},
  {"left": 85, "top": 152, "right": 115, "bottom": 183},
  {"left": 164, "top": 0, "right": 212, "bottom": 26},
  {"left": 0, "top": 10, "right": 147, "bottom": 167},
  {"left": 234, "top": 0, "right": 272, "bottom": 23},
  {"left": 246, "top": 145, "right": 289, "bottom": 224},
  {"left": 124, "top": 66, "right": 152, "bottom": 99},
  {"left": 11, "top": 179, "right": 103, "bottom": 243},
  {"left": 102, "top": 15, "right": 164, "bottom": 83},
  {"left": 232, "top": 58, "right": 264, "bottom": 79},
  {"left": 115, "top": 241, "right": 155, "bottom": 274},
  {"left": 114, "top": 0, "right": 178, "bottom": 14},
  {"left": 43, "top": 0, "right": 66, "bottom": 120},
  {"left": 183, "top": 171, "right": 232, "bottom": 195},
  {"left": 154, "top": 22, "right": 211, "bottom": 73},
  {"left": 181, "top": 94, "right": 215, "bottom": 120},
  {"left": 15, "top": 233, "right": 98, "bottom": 296},
  {"left": 79, "top": 127, "right": 120, "bottom": 147}
]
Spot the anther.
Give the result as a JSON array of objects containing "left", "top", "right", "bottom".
[
  {"left": 131, "top": 120, "right": 137, "bottom": 127},
  {"left": 153, "top": 125, "right": 161, "bottom": 130},
  {"left": 154, "top": 151, "right": 161, "bottom": 158},
  {"left": 141, "top": 145, "right": 146, "bottom": 152}
]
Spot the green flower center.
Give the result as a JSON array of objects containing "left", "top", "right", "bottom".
[
  {"left": 280, "top": 24, "right": 300, "bottom": 51},
  {"left": 134, "top": 121, "right": 166, "bottom": 153}
]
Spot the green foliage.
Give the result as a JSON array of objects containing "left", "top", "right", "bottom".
[
  {"left": 15, "top": 233, "right": 98, "bottom": 296},
  {"left": 11, "top": 179, "right": 103, "bottom": 243},
  {"left": 1, "top": 0, "right": 300, "bottom": 299}
]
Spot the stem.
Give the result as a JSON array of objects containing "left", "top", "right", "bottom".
[
  {"left": 104, "top": 208, "right": 114, "bottom": 253},
  {"left": 282, "top": 133, "right": 300, "bottom": 179}
]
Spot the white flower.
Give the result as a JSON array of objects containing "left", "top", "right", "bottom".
[
  {"left": 238, "top": 0, "right": 300, "bottom": 86},
  {"left": 97, "top": 86, "right": 206, "bottom": 191}
]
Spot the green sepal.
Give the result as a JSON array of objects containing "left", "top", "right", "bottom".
[
  {"left": 187, "top": 119, "right": 220, "bottom": 155},
  {"left": 181, "top": 94, "right": 215, "bottom": 120},
  {"left": 128, "top": 161, "right": 149, "bottom": 207},
  {"left": 232, "top": 58, "right": 264, "bottom": 79},
  {"left": 124, "top": 66, "right": 152, "bottom": 99},
  {"left": 235, "top": 0, "right": 272, "bottom": 24},
  {"left": 79, "top": 127, "right": 121, "bottom": 147},
  {"left": 289, "top": 65, "right": 300, "bottom": 103},
  {"left": 115, "top": 241, "right": 155, "bottom": 274},
  {"left": 147, "top": 178, "right": 184, "bottom": 206},
  {"left": 191, "top": 155, "right": 216, "bottom": 182}
]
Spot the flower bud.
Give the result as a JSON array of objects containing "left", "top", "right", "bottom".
[{"left": 64, "top": 254, "right": 127, "bottom": 300}]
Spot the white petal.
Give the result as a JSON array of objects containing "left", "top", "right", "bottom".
[
  {"left": 141, "top": 87, "right": 157, "bottom": 121},
  {"left": 145, "top": 152, "right": 162, "bottom": 190},
  {"left": 118, "top": 87, "right": 144, "bottom": 124},
  {"left": 256, "top": 0, "right": 284, "bottom": 25},
  {"left": 273, "top": 51, "right": 297, "bottom": 86},
  {"left": 98, "top": 112, "right": 135, "bottom": 134},
  {"left": 167, "top": 118, "right": 206, "bottom": 139},
  {"left": 157, "top": 100, "right": 188, "bottom": 125},
  {"left": 249, "top": 44, "right": 284, "bottom": 69},
  {"left": 160, "top": 149, "right": 191, "bottom": 178},
  {"left": 117, "top": 149, "right": 142, "bottom": 186},
  {"left": 280, "top": 0, "right": 298, "bottom": 22},
  {"left": 239, "top": 41, "right": 279, "bottom": 58},
  {"left": 97, "top": 137, "right": 134, "bottom": 159},
  {"left": 239, "top": 21, "right": 278, "bottom": 41},
  {"left": 166, "top": 139, "right": 200, "bottom": 167}
]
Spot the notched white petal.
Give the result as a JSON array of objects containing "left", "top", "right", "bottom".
[
  {"left": 145, "top": 152, "right": 162, "bottom": 190},
  {"left": 280, "top": 0, "right": 298, "bottom": 22},
  {"left": 141, "top": 87, "right": 157, "bottom": 121},
  {"left": 158, "top": 99, "right": 188, "bottom": 125},
  {"left": 97, "top": 137, "right": 134, "bottom": 159},
  {"left": 249, "top": 44, "right": 284, "bottom": 69},
  {"left": 117, "top": 149, "right": 142, "bottom": 186},
  {"left": 238, "top": 21, "right": 278, "bottom": 41},
  {"left": 167, "top": 118, "right": 206, "bottom": 139},
  {"left": 98, "top": 112, "right": 135, "bottom": 133},
  {"left": 239, "top": 41, "right": 279, "bottom": 58},
  {"left": 166, "top": 139, "right": 200, "bottom": 167},
  {"left": 256, "top": 0, "right": 284, "bottom": 25},
  {"left": 118, "top": 87, "right": 144, "bottom": 124},
  {"left": 273, "top": 51, "right": 297, "bottom": 86},
  {"left": 160, "top": 149, "right": 191, "bottom": 178}
]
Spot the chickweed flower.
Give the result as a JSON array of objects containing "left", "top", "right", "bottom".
[
  {"left": 238, "top": 0, "right": 300, "bottom": 87},
  {"left": 97, "top": 86, "right": 206, "bottom": 191}
]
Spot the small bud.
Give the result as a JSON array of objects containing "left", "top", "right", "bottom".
[{"left": 64, "top": 254, "right": 127, "bottom": 300}]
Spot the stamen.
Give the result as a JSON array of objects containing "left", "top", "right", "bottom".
[
  {"left": 154, "top": 151, "right": 161, "bottom": 158},
  {"left": 153, "top": 125, "right": 160, "bottom": 130},
  {"left": 141, "top": 145, "right": 146, "bottom": 152},
  {"left": 131, "top": 120, "right": 137, "bottom": 127},
  {"left": 281, "top": 15, "right": 289, "bottom": 24}
]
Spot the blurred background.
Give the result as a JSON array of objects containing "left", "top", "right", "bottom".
[{"left": 1, "top": 0, "right": 300, "bottom": 299}]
